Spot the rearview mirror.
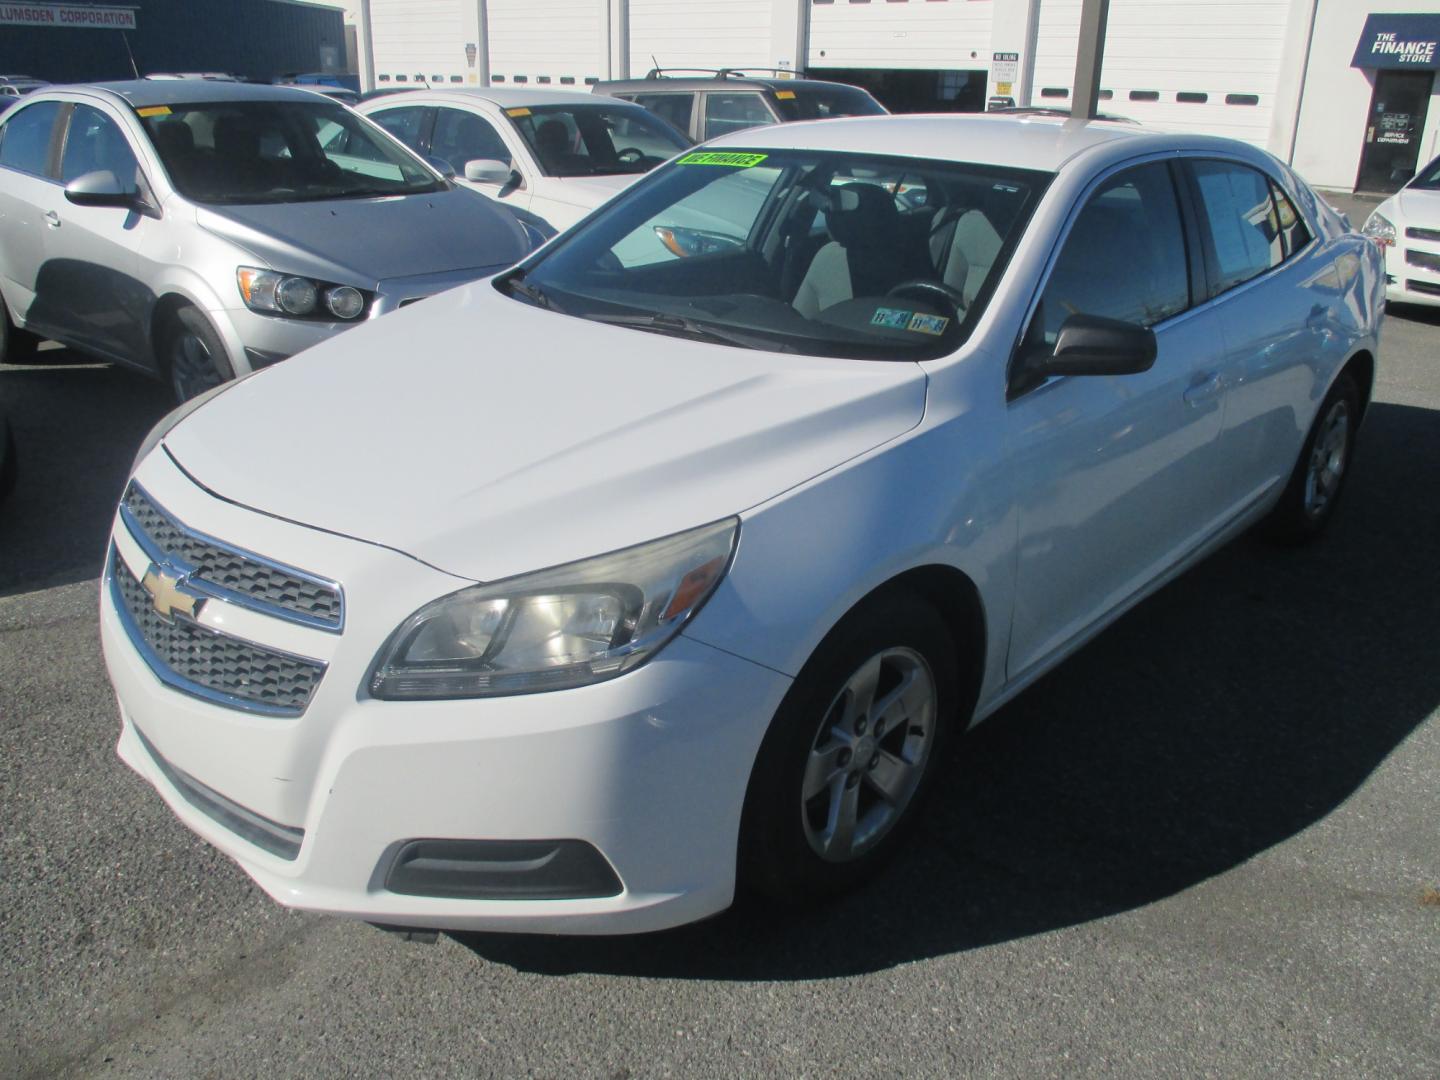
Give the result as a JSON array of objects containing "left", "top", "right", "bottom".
[
  {"left": 464, "top": 158, "right": 514, "bottom": 185},
  {"left": 1014, "top": 313, "right": 1156, "bottom": 395},
  {"left": 64, "top": 170, "right": 137, "bottom": 209}
]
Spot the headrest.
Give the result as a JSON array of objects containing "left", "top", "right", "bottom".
[{"left": 825, "top": 183, "right": 899, "bottom": 249}]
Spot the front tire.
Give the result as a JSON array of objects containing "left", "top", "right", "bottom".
[
  {"left": 1262, "top": 371, "right": 1360, "bottom": 545},
  {"left": 161, "top": 306, "right": 235, "bottom": 402},
  {"left": 739, "top": 591, "right": 960, "bottom": 906}
]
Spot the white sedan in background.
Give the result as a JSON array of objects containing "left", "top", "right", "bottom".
[
  {"left": 104, "top": 114, "right": 1383, "bottom": 936},
  {"left": 1363, "top": 152, "right": 1440, "bottom": 307},
  {"left": 357, "top": 87, "right": 691, "bottom": 233}
]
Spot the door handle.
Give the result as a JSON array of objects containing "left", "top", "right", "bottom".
[
  {"left": 1183, "top": 371, "right": 1224, "bottom": 407},
  {"left": 43, "top": 210, "right": 60, "bottom": 228}
]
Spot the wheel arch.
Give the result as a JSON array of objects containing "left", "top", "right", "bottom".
[{"left": 1339, "top": 348, "right": 1375, "bottom": 423}]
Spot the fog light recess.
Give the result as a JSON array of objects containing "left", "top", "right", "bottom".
[{"left": 383, "top": 839, "right": 623, "bottom": 900}]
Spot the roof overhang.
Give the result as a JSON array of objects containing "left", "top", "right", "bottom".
[{"left": 1351, "top": 13, "right": 1440, "bottom": 71}]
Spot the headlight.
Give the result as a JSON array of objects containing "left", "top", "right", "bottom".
[
  {"left": 236, "top": 267, "right": 371, "bottom": 321},
  {"left": 1361, "top": 211, "right": 1396, "bottom": 248},
  {"left": 368, "top": 518, "right": 738, "bottom": 700}
]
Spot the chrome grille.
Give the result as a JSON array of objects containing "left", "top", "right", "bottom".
[
  {"left": 122, "top": 483, "right": 342, "bottom": 630},
  {"left": 112, "top": 551, "right": 325, "bottom": 716},
  {"left": 1405, "top": 226, "right": 1440, "bottom": 243}
]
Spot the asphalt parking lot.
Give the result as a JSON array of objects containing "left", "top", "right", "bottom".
[{"left": 1, "top": 193, "right": 1437, "bottom": 1078}]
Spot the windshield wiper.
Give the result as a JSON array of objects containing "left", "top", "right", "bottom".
[
  {"left": 585, "top": 313, "right": 794, "bottom": 352},
  {"left": 503, "top": 271, "right": 565, "bottom": 313}
]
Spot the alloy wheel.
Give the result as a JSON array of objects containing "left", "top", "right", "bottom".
[
  {"left": 801, "top": 646, "right": 937, "bottom": 863},
  {"left": 1303, "top": 399, "right": 1350, "bottom": 518}
]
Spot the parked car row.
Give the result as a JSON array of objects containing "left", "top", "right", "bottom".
[{"left": 0, "top": 72, "right": 885, "bottom": 401}]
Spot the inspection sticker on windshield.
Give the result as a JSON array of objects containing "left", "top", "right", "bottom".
[
  {"left": 505, "top": 107, "right": 532, "bottom": 117},
  {"left": 871, "top": 307, "right": 950, "bottom": 335},
  {"left": 677, "top": 152, "right": 769, "bottom": 168},
  {"left": 907, "top": 313, "right": 950, "bottom": 335},
  {"left": 136, "top": 106, "right": 171, "bottom": 117}
]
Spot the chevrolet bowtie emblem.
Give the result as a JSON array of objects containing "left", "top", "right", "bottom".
[{"left": 141, "top": 564, "right": 205, "bottom": 622}]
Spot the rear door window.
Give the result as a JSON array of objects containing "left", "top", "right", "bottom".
[
  {"left": 702, "top": 93, "right": 775, "bottom": 139},
  {"left": 1191, "top": 161, "right": 1284, "bottom": 295},
  {"left": 369, "top": 105, "right": 428, "bottom": 152},
  {"left": 430, "top": 107, "right": 511, "bottom": 170},
  {"left": 0, "top": 100, "right": 62, "bottom": 177},
  {"left": 629, "top": 92, "right": 694, "bottom": 137}
]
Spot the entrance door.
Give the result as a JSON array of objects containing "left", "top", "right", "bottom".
[{"left": 1356, "top": 69, "right": 1435, "bottom": 193}]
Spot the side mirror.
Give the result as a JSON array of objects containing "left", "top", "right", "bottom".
[
  {"left": 425, "top": 155, "right": 456, "bottom": 179},
  {"left": 463, "top": 158, "right": 515, "bottom": 185},
  {"left": 64, "top": 170, "right": 137, "bottom": 209},
  {"left": 1015, "top": 313, "right": 1156, "bottom": 394}
]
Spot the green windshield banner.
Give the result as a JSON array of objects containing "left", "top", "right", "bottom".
[{"left": 677, "top": 151, "right": 769, "bottom": 168}]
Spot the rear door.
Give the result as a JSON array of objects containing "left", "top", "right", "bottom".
[
  {"left": 0, "top": 98, "right": 63, "bottom": 327},
  {"left": 1182, "top": 158, "right": 1351, "bottom": 512}
]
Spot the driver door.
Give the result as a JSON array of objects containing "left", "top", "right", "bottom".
[{"left": 1003, "top": 160, "right": 1231, "bottom": 680}]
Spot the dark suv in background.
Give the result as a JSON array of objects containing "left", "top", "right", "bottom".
[{"left": 592, "top": 68, "right": 885, "bottom": 142}]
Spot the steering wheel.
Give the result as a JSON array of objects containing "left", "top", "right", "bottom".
[
  {"left": 885, "top": 279, "right": 966, "bottom": 315},
  {"left": 615, "top": 146, "right": 645, "bottom": 165}
]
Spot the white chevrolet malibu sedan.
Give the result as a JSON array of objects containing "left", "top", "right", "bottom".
[{"left": 103, "top": 115, "right": 1384, "bottom": 935}]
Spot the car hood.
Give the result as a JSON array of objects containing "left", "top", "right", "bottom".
[
  {"left": 162, "top": 284, "right": 928, "bottom": 583},
  {"left": 194, "top": 186, "right": 530, "bottom": 286},
  {"left": 1396, "top": 187, "right": 1440, "bottom": 225}
]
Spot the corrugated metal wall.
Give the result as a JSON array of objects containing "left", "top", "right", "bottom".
[
  {"left": 488, "top": 0, "right": 602, "bottom": 85},
  {"left": 0, "top": 0, "right": 346, "bottom": 84},
  {"left": 1031, "top": 0, "right": 1291, "bottom": 146},
  {"left": 370, "top": 0, "right": 467, "bottom": 85},
  {"left": 630, "top": 0, "right": 773, "bottom": 74}
]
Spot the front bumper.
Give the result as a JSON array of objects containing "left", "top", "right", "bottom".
[{"left": 102, "top": 454, "right": 790, "bottom": 934}]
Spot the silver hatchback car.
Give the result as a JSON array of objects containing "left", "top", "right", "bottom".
[{"left": 0, "top": 81, "right": 536, "bottom": 399}]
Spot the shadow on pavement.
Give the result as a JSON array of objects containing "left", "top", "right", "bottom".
[
  {"left": 0, "top": 351, "right": 171, "bottom": 596},
  {"left": 457, "top": 397, "right": 1440, "bottom": 979}
]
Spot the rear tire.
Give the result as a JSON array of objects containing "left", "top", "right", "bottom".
[
  {"left": 1261, "top": 371, "right": 1360, "bottom": 545},
  {"left": 0, "top": 300, "right": 39, "bottom": 365},
  {"left": 161, "top": 306, "right": 235, "bottom": 403},
  {"left": 739, "top": 590, "right": 960, "bottom": 906}
]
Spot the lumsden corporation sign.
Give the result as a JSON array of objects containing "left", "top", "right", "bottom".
[{"left": 0, "top": 3, "right": 138, "bottom": 30}]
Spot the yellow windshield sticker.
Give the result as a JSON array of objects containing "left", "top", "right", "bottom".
[
  {"left": 506, "top": 107, "right": 532, "bottom": 117},
  {"left": 677, "top": 151, "right": 769, "bottom": 168},
  {"left": 775, "top": 90, "right": 796, "bottom": 100},
  {"left": 136, "top": 105, "right": 172, "bottom": 117}
]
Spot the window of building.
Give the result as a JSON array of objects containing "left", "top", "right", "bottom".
[
  {"left": 1040, "top": 87, "right": 1069, "bottom": 99},
  {"left": 1225, "top": 94, "right": 1259, "bottom": 106},
  {"left": 1177, "top": 92, "right": 1208, "bottom": 104},
  {"left": 1129, "top": 90, "right": 1159, "bottom": 102}
]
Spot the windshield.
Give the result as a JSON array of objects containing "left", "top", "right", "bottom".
[
  {"left": 772, "top": 85, "right": 886, "bottom": 122},
  {"left": 503, "top": 148, "right": 1048, "bottom": 361},
  {"left": 503, "top": 104, "right": 690, "bottom": 178},
  {"left": 139, "top": 99, "right": 445, "bottom": 204},
  {"left": 1411, "top": 154, "right": 1440, "bottom": 190}
]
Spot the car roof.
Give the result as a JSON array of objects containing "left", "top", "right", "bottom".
[
  {"left": 594, "top": 73, "right": 863, "bottom": 94},
  {"left": 45, "top": 79, "right": 326, "bottom": 107},
  {"left": 706, "top": 113, "right": 1162, "bottom": 173},
  {"left": 362, "top": 86, "right": 644, "bottom": 110}
]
